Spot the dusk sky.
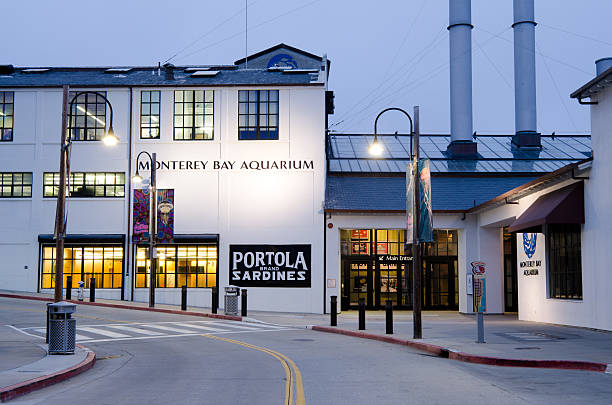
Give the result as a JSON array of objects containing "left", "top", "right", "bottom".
[{"left": 3, "top": 0, "right": 611, "bottom": 135}]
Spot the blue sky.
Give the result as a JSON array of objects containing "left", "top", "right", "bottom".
[{"left": 3, "top": 0, "right": 611, "bottom": 135}]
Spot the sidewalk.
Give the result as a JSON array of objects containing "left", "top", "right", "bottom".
[
  {"left": 0, "top": 323, "right": 95, "bottom": 402},
  {"left": 2, "top": 290, "right": 612, "bottom": 373}
]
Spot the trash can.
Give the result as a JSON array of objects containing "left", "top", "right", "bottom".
[
  {"left": 224, "top": 287, "right": 240, "bottom": 316},
  {"left": 48, "top": 301, "right": 77, "bottom": 355}
]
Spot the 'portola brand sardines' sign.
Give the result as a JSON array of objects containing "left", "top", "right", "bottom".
[{"left": 229, "top": 245, "right": 311, "bottom": 287}]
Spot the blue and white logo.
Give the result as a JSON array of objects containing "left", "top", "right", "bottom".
[
  {"left": 523, "top": 233, "right": 537, "bottom": 259},
  {"left": 267, "top": 53, "right": 298, "bottom": 69}
]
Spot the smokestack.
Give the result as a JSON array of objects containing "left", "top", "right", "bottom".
[
  {"left": 163, "top": 63, "right": 175, "bottom": 80},
  {"left": 447, "top": 0, "right": 478, "bottom": 158},
  {"left": 512, "top": 0, "right": 540, "bottom": 148},
  {"left": 595, "top": 57, "right": 612, "bottom": 76}
]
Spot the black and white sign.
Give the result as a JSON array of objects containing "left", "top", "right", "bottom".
[
  {"left": 229, "top": 244, "right": 311, "bottom": 287},
  {"left": 517, "top": 233, "right": 545, "bottom": 277},
  {"left": 376, "top": 255, "right": 412, "bottom": 264}
]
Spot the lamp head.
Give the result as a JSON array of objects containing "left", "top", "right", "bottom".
[
  {"left": 102, "top": 127, "right": 119, "bottom": 146},
  {"left": 369, "top": 138, "right": 384, "bottom": 156},
  {"left": 132, "top": 172, "right": 143, "bottom": 183}
]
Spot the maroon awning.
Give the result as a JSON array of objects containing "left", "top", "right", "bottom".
[{"left": 508, "top": 182, "right": 584, "bottom": 233}]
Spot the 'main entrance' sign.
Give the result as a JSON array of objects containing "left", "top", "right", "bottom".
[{"left": 229, "top": 244, "right": 311, "bottom": 287}]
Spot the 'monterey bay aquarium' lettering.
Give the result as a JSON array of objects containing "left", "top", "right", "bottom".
[
  {"left": 138, "top": 159, "right": 314, "bottom": 172},
  {"left": 229, "top": 244, "right": 311, "bottom": 287}
]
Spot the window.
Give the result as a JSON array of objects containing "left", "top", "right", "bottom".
[
  {"left": 238, "top": 90, "right": 279, "bottom": 140},
  {"left": 0, "top": 172, "right": 32, "bottom": 197},
  {"left": 135, "top": 244, "right": 217, "bottom": 288},
  {"left": 173, "top": 90, "right": 214, "bottom": 140},
  {"left": 141, "top": 91, "right": 160, "bottom": 139},
  {"left": 43, "top": 172, "right": 125, "bottom": 198},
  {"left": 68, "top": 91, "right": 107, "bottom": 141},
  {"left": 548, "top": 224, "right": 582, "bottom": 299},
  {"left": 0, "top": 91, "right": 14, "bottom": 141},
  {"left": 41, "top": 245, "right": 123, "bottom": 289}
]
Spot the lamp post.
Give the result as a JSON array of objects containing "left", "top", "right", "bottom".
[
  {"left": 133, "top": 151, "right": 157, "bottom": 308},
  {"left": 370, "top": 106, "right": 422, "bottom": 339},
  {"left": 54, "top": 85, "right": 117, "bottom": 303}
]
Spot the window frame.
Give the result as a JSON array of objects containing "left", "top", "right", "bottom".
[
  {"left": 547, "top": 224, "right": 583, "bottom": 300},
  {"left": 68, "top": 91, "right": 107, "bottom": 141},
  {"left": 43, "top": 172, "right": 125, "bottom": 198},
  {"left": 140, "top": 90, "right": 161, "bottom": 139},
  {"left": 238, "top": 89, "right": 279, "bottom": 140},
  {"left": 173, "top": 90, "right": 214, "bottom": 141},
  {"left": 0, "top": 172, "right": 32, "bottom": 198},
  {"left": 0, "top": 91, "right": 14, "bottom": 142}
]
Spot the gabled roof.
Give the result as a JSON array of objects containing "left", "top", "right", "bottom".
[{"left": 235, "top": 43, "right": 325, "bottom": 65}]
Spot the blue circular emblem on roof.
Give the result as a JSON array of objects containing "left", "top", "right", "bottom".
[
  {"left": 523, "top": 233, "right": 537, "bottom": 259},
  {"left": 267, "top": 53, "right": 298, "bottom": 69}
]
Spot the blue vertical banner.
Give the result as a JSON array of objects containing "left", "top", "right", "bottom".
[
  {"left": 418, "top": 159, "right": 433, "bottom": 242},
  {"left": 406, "top": 163, "right": 415, "bottom": 244}
]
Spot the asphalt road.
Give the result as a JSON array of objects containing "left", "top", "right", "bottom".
[{"left": 2, "top": 297, "right": 611, "bottom": 405}]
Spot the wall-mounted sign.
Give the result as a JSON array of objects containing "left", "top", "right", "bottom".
[
  {"left": 517, "top": 233, "right": 544, "bottom": 276},
  {"left": 137, "top": 159, "right": 314, "bottom": 172},
  {"left": 376, "top": 255, "right": 412, "bottom": 264},
  {"left": 229, "top": 244, "right": 311, "bottom": 287}
]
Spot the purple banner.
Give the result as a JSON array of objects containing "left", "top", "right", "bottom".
[
  {"left": 156, "top": 189, "right": 174, "bottom": 244},
  {"left": 132, "top": 189, "right": 150, "bottom": 243}
]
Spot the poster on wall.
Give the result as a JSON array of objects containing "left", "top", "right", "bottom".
[
  {"left": 229, "top": 244, "right": 311, "bottom": 287},
  {"left": 516, "top": 232, "right": 545, "bottom": 277},
  {"left": 132, "top": 189, "right": 174, "bottom": 243}
]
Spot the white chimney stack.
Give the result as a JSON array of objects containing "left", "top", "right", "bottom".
[
  {"left": 512, "top": 0, "right": 540, "bottom": 148},
  {"left": 447, "top": 0, "right": 478, "bottom": 158}
]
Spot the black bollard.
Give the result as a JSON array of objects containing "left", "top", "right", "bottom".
[
  {"left": 181, "top": 285, "right": 187, "bottom": 311},
  {"left": 330, "top": 296, "right": 337, "bottom": 326},
  {"left": 212, "top": 287, "right": 218, "bottom": 314},
  {"left": 66, "top": 276, "right": 72, "bottom": 300},
  {"left": 341, "top": 295, "right": 349, "bottom": 312},
  {"left": 358, "top": 298, "right": 366, "bottom": 330},
  {"left": 90, "top": 277, "right": 96, "bottom": 302},
  {"left": 46, "top": 303, "right": 51, "bottom": 344},
  {"left": 241, "top": 289, "right": 247, "bottom": 317},
  {"left": 385, "top": 300, "right": 393, "bottom": 334}
]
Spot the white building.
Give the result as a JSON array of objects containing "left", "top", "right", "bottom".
[{"left": 0, "top": 44, "right": 330, "bottom": 313}]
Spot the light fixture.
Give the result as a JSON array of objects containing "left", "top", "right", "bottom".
[
  {"left": 102, "top": 127, "right": 119, "bottom": 146},
  {"left": 369, "top": 137, "right": 384, "bottom": 156},
  {"left": 132, "top": 171, "right": 143, "bottom": 183}
]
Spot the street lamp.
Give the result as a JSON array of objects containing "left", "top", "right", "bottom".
[
  {"left": 54, "top": 86, "right": 117, "bottom": 302},
  {"left": 370, "top": 106, "right": 423, "bottom": 339},
  {"left": 133, "top": 151, "right": 157, "bottom": 308}
]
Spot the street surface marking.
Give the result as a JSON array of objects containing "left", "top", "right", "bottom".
[
  {"left": 78, "top": 326, "right": 131, "bottom": 338},
  {"left": 105, "top": 325, "right": 164, "bottom": 335},
  {"left": 33, "top": 328, "right": 94, "bottom": 341},
  {"left": 205, "top": 321, "right": 264, "bottom": 330},
  {"left": 202, "top": 334, "right": 305, "bottom": 405},
  {"left": 172, "top": 323, "right": 226, "bottom": 332},
  {"left": 142, "top": 324, "right": 203, "bottom": 334}
]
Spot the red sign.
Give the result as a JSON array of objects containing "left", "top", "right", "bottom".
[{"left": 471, "top": 261, "right": 486, "bottom": 275}]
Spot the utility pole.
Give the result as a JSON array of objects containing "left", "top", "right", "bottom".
[
  {"left": 149, "top": 153, "right": 157, "bottom": 307},
  {"left": 54, "top": 85, "right": 69, "bottom": 302},
  {"left": 412, "top": 106, "right": 422, "bottom": 339}
]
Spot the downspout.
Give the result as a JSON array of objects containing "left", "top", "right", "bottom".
[{"left": 127, "top": 87, "right": 134, "bottom": 301}]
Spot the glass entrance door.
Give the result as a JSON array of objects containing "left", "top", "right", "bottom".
[
  {"left": 348, "top": 261, "right": 372, "bottom": 308},
  {"left": 424, "top": 260, "right": 457, "bottom": 309},
  {"left": 378, "top": 264, "right": 399, "bottom": 307}
]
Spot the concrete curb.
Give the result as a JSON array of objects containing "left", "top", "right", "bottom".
[
  {"left": 311, "top": 326, "right": 608, "bottom": 373},
  {"left": 0, "top": 345, "right": 96, "bottom": 403},
  {"left": 0, "top": 293, "right": 242, "bottom": 322}
]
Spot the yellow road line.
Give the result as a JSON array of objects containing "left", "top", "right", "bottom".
[{"left": 202, "top": 334, "right": 305, "bottom": 405}]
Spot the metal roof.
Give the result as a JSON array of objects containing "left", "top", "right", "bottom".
[
  {"left": 0, "top": 66, "right": 322, "bottom": 88},
  {"left": 325, "top": 175, "right": 539, "bottom": 212},
  {"left": 327, "top": 133, "right": 591, "bottom": 174}
]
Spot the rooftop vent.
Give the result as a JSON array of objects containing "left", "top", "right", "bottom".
[
  {"left": 0, "top": 65, "right": 15, "bottom": 74},
  {"left": 595, "top": 57, "right": 612, "bottom": 76},
  {"left": 190, "top": 70, "right": 219, "bottom": 77},
  {"left": 163, "top": 63, "right": 175, "bottom": 80},
  {"left": 22, "top": 68, "right": 50, "bottom": 73},
  {"left": 105, "top": 68, "right": 132, "bottom": 73}
]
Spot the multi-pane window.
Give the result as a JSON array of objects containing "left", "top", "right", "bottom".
[
  {"left": 238, "top": 90, "right": 279, "bottom": 140},
  {"left": 135, "top": 245, "right": 217, "bottom": 288},
  {"left": 0, "top": 172, "right": 32, "bottom": 197},
  {"left": 43, "top": 172, "right": 125, "bottom": 198},
  {"left": 68, "top": 91, "right": 107, "bottom": 141},
  {"left": 41, "top": 245, "right": 123, "bottom": 289},
  {"left": 548, "top": 224, "right": 583, "bottom": 300},
  {"left": 141, "top": 91, "right": 160, "bottom": 139},
  {"left": 173, "top": 90, "right": 214, "bottom": 140},
  {"left": 0, "top": 91, "right": 14, "bottom": 141}
]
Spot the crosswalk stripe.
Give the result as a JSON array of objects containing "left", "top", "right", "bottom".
[
  {"left": 105, "top": 325, "right": 164, "bottom": 336},
  {"left": 78, "top": 326, "right": 131, "bottom": 338},
  {"left": 171, "top": 323, "right": 227, "bottom": 332},
  {"left": 142, "top": 324, "right": 201, "bottom": 334},
  {"left": 205, "top": 322, "right": 269, "bottom": 330},
  {"left": 34, "top": 328, "right": 94, "bottom": 341}
]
